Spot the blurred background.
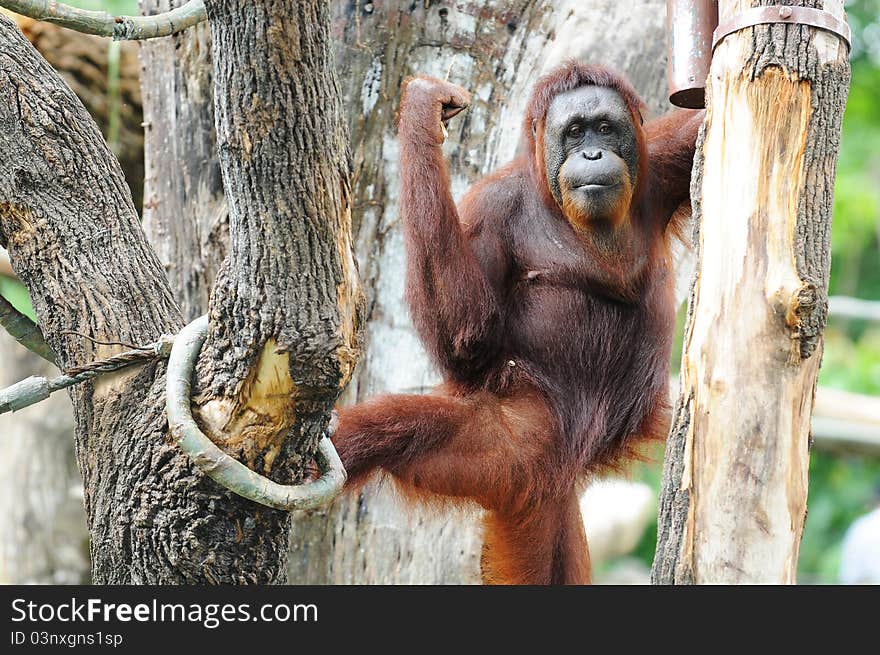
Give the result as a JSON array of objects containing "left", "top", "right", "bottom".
[{"left": 0, "top": 0, "right": 877, "bottom": 584}]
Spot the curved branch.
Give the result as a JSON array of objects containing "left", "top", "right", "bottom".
[
  {"left": 166, "top": 315, "right": 347, "bottom": 511},
  {"left": 0, "top": 0, "right": 206, "bottom": 40}
]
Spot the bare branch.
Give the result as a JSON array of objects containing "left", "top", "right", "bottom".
[
  {"left": 0, "top": 335, "right": 174, "bottom": 415},
  {"left": 812, "top": 387, "right": 880, "bottom": 458},
  {"left": 829, "top": 295, "right": 880, "bottom": 323},
  {"left": 812, "top": 417, "right": 880, "bottom": 458},
  {"left": 0, "top": 0, "right": 206, "bottom": 40}
]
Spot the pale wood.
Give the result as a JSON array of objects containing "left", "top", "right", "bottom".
[
  {"left": 0, "top": 248, "right": 11, "bottom": 277},
  {"left": 653, "top": 0, "right": 850, "bottom": 584}
]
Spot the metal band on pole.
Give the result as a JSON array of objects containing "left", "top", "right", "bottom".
[{"left": 713, "top": 5, "right": 851, "bottom": 51}]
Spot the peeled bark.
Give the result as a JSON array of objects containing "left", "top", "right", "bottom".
[
  {"left": 652, "top": 0, "right": 850, "bottom": 584},
  {"left": 289, "top": 0, "right": 673, "bottom": 584}
]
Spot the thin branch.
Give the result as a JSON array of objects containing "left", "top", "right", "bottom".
[
  {"left": 0, "top": 293, "right": 56, "bottom": 365},
  {"left": 0, "top": 0, "right": 206, "bottom": 40},
  {"left": 0, "top": 334, "right": 174, "bottom": 414},
  {"left": 812, "top": 417, "right": 880, "bottom": 458},
  {"left": 812, "top": 387, "right": 880, "bottom": 458},
  {"left": 829, "top": 295, "right": 880, "bottom": 323}
]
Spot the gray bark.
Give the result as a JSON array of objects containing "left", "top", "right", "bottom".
[
  {"left": 288, "top": 0, "right": 673, "bottom": 584},
  {"left": 139, "top": 0, "right": 226, "bottom": 320},
  {"left": 199, "top": 0, "right": 361, "bottom": 405},
  {"left": 15, "top": 16, "right": 144, "bottom": 210},
  {"left": 0, "top": 12, "right": 183, "bottom": 582},
  {"left": 0, "top": 17, "right": 145, "bottom": 586}
]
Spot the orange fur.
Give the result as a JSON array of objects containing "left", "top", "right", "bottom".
[
  {"left": 560, "top": 165, "right": 634, "bottom": 231},
  {"left": 333, "top": 63, "right": 703, "bottom": 585}
]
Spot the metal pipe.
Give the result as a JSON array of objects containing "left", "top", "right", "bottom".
[{"left": 666, "top": 0, "right": 718, "bottom": 108}]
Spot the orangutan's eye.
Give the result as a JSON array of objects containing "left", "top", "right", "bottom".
[
  {"left": 597, "top": 122, "right": 613, "bottom": 135},
  {"left": 567, "top": 124, "right": 584, "bottom": 139}
]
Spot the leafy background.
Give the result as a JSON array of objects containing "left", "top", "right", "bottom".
[
  {"left": 786, "top": 0, "right": 880, "bottom": 583},
  {"left": 3, "top": 0, "right": 878, "bottom": 583}
]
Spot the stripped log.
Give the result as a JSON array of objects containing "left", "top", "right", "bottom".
[{"left": 653, "top": 0, "right": 851, "bottom": 584}]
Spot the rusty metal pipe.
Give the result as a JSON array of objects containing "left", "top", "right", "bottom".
[{"left": 666, "top": 0, "right": 718, "bottom": 108}]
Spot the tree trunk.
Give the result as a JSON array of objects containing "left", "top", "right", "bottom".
[
  {"left": 0, "top": 15, "right": 144, "bottom": 587},
  {"left": 0, "top": 0, "right": 675, "bottom": 585},
  {"left": 139, "top": 0, "right": 226, "bottom": 320},
  {"left": 12, "top": 14, "right": 144, "bottom": 210},
  {"left": 0, "top": 0, "right": 360, "bottom": 583},
  {"left": 288, "top": 0, "right": 673, "bottom": 584},
  {"left": 652, "top": 0, "right": 850, "bottom": 584}
]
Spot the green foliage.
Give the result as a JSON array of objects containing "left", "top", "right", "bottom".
[
  {"left": 803, "top": 1, "right": 880, "bottom": 582},
  {"left": 63, "top": 1, "right": 139, "bottom": 13},
  {"left": 820, "top": 323, "right": 880, "bottom": 395},
  {"left": 0, "top": 278, "right": 35, "bottom": 321},
  {"left": 828, "top": 59, "right": 880, "bottom": 299},
  {"left": 628, "top": 446, "right": 664, "bottom": 568},
  {"left": 800, "top": 452, "right": 880, "bottom": 583}
]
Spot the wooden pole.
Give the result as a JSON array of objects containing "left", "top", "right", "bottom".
[{"left": 653, "top": 0, "right": 851, "bottom": 584}]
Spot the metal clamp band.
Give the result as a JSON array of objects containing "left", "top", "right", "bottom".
[{"left": 713, "top": 5, "right": 851, "bottom": 51}]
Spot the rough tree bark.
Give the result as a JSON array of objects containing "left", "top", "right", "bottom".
[
  {"left": 0, "top": 0, "right": 674, "bottom": 584},
  {"left": 288, "top": 0, "right": 675, "bottom": 584},
  {"left": 653, "top": 0, "right": 850, "bottom": 584},
  {"left": 12, "top": 14, "right": 144, "bottom": 208},
  {"left": 0, "top": 14, "right": 146, "bottom": 586},
  {"left": 195, "top": 0, "right": 362, "bottom": 488},
  {"left": 139, "top": 0, "right": 226, "bottom": 320},
  {"left": 0, "top": 0, "right": 360, "bottom": 584}
]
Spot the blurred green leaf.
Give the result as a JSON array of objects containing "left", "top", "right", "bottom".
[
  {"left": 0, "top": 278, "right": 36, "bottom": 321},
  {"left": 62, "top": 1, "right": 139, "bottom": 14}
]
